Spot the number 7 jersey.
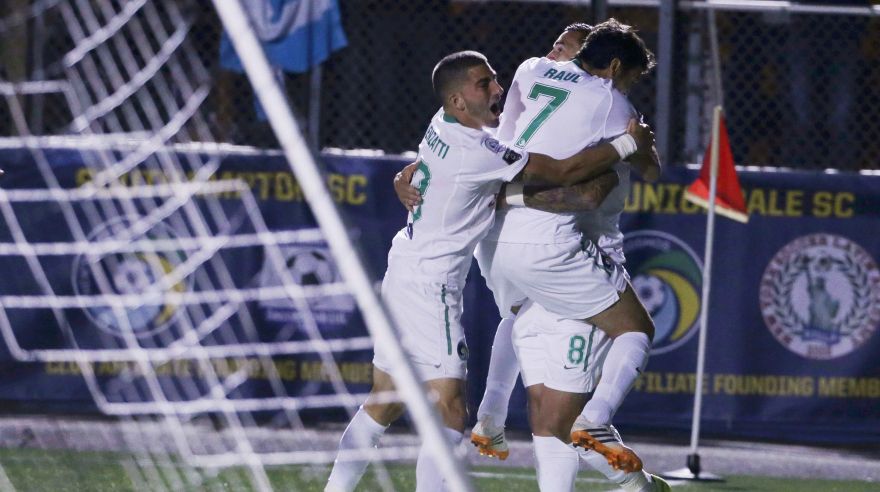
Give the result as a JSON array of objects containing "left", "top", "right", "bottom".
[
  {"left": 387, "top": 108, "right": 529, "bottom": 286},
  {"left": 485, "top": 56, "right": 638, "bottom": 246}
]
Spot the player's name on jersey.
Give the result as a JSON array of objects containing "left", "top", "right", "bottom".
[
  {"left": 541, "top": 67, "right": 581, "bottom": 83},
  {"left": 423, "top": 124, "right": 450, "bottom": 159},
  {"left": 625, "top": 182, "right": 856, "bottom": 219}
]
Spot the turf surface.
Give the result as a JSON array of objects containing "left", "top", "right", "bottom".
[{"left": 0, "top": 449, "right": 875, "bottom": 491}]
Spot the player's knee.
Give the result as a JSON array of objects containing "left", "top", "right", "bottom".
[{"left": 364, "top": 400, "right": 405, "bottom": 426}]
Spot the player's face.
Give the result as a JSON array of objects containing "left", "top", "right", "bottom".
[
  {"left": 546, "top": 30, "right": 586, "bottom": 62},
  {"left": 613, "top": 66, "right": 644, "bottom": 94},
  {"left": 460, "top": 63, "right": 504, "bottom": 128}
]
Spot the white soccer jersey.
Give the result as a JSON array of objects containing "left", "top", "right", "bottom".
[
  {"left": 387, "top": 108, "right": 529, "bottom": 287},
  {"left": 485, "top": 57, "right": 637, "bottom": 246}
]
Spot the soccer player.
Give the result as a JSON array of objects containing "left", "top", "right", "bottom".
[
  {"left": 394, "top": 22, "right": 667, "bottom": 492},
  {"left": 472, "top": 20, "right": 666, "bottom": 491},
  {"left": 546, "top": 22, "right": 593, "bottom": 62},
  {"left": 325, "top": 50, "right": 648, "bottom": 492}
]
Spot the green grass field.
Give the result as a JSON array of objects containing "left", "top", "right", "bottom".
[{"left": 0, "top": 448, "right": 874, "bottom": 491}]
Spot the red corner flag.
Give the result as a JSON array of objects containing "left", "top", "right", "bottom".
[{"left": 684, "top": 112, "right": 749, "bottom": 223}]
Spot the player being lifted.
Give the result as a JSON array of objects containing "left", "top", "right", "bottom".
[
  {"left": 326, "top": 50, "right": 650, "bottom": 492},
  {"left": 393, "top": 21, "right": 668, "bottom": 492},
  {"left": 474, "top": 19, "right": 666, "bottom": 491}
]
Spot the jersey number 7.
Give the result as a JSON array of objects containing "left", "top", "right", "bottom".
[{"left": 515, "top": 83, "right": 570, "bottom": 148}]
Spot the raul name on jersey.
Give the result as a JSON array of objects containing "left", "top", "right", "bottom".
[{"left": 541, "top": 68, "right": 581, "bottom": 83}]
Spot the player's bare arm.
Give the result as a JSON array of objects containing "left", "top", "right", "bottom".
[
  {"left": 520, "top": 118, "right": 652, "bottom": 187},
  {"left": 521, "top": 170, "right": 619, "bottom": 212},
  {"left": 498, "top": 170, "right": 619, "bottom": 211},
  {"left": 393, "top": 161, "right": 421, "bottom": 211}
]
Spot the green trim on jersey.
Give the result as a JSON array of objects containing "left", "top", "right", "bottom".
[
  {"left": 411, "top": 160, "right": 432, "bottom": 222},
  {"left": 441, "top": 284, "right": 452, "bottom": 355},
  {"left": 515, "top": 83, "right": 570, "bottom": 148},
  {"left": 442, "top": 112, "right": 459, "bottom": 124}
]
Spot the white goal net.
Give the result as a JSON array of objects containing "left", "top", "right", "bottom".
[{"left": 0, "top": 1, "right": 470, "bottom": 490}]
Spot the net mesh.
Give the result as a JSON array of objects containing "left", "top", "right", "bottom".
[{"left": 0, "top": 1, "right": 427, "bottom": 490}]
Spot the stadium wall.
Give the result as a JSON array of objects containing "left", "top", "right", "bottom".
[{"left": 0, "top": 148, "right": 878, "bottom": 444}]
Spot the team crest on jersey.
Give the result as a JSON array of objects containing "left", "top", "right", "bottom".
[
  {"left": 72, "top": 216, "right": 191, "bottom": 338},
  {"left": 482, "top": 137, "right": 504, "bottom": 154},
  {"left": 759, "top": 234, "right": 880, "bottom": 360},
  {"left": 456, "top": 339, "right": 469, "bottom": 361},
  {"left": 624, "top": 230, "right": 703, "bottom": 355}
]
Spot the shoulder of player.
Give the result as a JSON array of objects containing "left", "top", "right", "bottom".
[{"left": 606, "top": 88, "right": 637, "bottom": 116}]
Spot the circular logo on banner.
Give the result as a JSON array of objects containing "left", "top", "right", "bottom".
[
  {"left": 72, "top": 216, "right": 191, "bottom": 338},
  {"left": 287, "top": 249, "right": 336, "bottom": 286},
  {"left": 624, "top": 230, "right": 703, "bottom": 355},
  {"left": 759, "top": 234, "right": 880, "bottom": 360}
]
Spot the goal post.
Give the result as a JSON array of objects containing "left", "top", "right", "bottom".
[
  {"left": 211, "top": 1, "right": 473, "bottom": 491},
  {"left": 0, "top": 0, "right": 473, "bottom": 490}
]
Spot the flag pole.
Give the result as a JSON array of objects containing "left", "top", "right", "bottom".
[
  {"left": 662, "top": 106, "right": 726, "bottom": 482},
  {"left": 689, "top": 104, "right": 723, "bottom": 476}
]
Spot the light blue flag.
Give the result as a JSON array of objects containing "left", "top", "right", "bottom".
[{"left": 220, "top": 0, "right": 348, "bottom": 73}]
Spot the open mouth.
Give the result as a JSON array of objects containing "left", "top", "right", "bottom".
[{"left": 490, "top": 102, "right": 502, "bottom": 116}]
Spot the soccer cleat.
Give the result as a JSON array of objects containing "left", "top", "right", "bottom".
[
  {"left": 650, "top": 474, "right": 671, "bottom": 491},
  {"left": 570, "top": 416, "right": 643, "bottom": 472},
  {"left": 470, "top": 415, "right": 509, "bottom": 461}
]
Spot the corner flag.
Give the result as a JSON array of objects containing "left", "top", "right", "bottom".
[{"left": 684, "top": 112, "right": 748, "bottom": 223}]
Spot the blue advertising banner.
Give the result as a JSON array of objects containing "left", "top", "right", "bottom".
[{"left": 0, "top": 148, "right": 877, "bottom": 444}]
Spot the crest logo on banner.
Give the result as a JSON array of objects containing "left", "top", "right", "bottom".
[
  {"left": 259, "top": 244, "right": 356, "bottom": 330},
  {"left": 624, "top": 230, "right": 703, "bottom": 355},
  {"left": 72, "top": 217, "right": 191, "bottom": 338},
  {"left": 760, "top": 234, "right": 880, "bottom": 360}
]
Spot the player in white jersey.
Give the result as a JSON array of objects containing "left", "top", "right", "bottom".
[
  {"left": 474, "top": 20, "right": 667, "bottom": 492},
  {"left": 326, "top": 50, "right": 645, "bottom": 492}
]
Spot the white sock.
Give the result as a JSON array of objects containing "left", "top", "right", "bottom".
[
  {"left": 532, "top": 435, "right": 579, "bottom": 492},
  {"left": 325, "top": 406, "right": 388, "bottom": 492},
  {"left": 581, "top": 332, "right": 650, "bottom": 424},
  {"left": 415, "top": 427, "right": 464, "bottom": 492},
  {"left": 578, "top": 448, "right": 652, "bottom": 491},
  {"left": 476, "top": 318, "right": 518, "bottom": 425}
]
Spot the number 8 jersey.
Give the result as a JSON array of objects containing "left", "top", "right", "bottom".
[{"left": 387, "top": 108, "right": 529, "bottom": 287}]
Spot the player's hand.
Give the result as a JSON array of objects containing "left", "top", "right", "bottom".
[
  {"left": 394, "top": 161, "right": 421, "bottom": 212},
  {"left": 627, "top": 118, "right": 654, "bottom": 152}
]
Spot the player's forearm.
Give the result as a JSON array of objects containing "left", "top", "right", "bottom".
[
  {"left": 523, "top": 143, "right": 619, "bottom": 187},
  {"left": 555, "top": 142, "right": 622, "bottom": 186},
  {"left": 521, "top": 170, "right": 619, "bottom": 212},
  {"left": 628, "top": 146, "right": 661, "bottom": 183}
]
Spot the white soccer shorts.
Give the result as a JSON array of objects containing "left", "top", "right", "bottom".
[
  {"left": 475, "top": 238, "right": 629, "bottom": 320},
  {"left": 372, "top": 265, "right": 468, "bottom": 382},
  {"left": 512, "top": 300, "right": 611, "bottom": 393}
]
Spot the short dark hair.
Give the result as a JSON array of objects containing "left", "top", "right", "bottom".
[
  {"left": 577, "top": 18, "right": 656, "bottom": 75},
  {"left": 563, "top": 22, "right": 593, "bottom": 38},
  {"left": 431, "top": 50, "right": 488, "bottom": 103}
]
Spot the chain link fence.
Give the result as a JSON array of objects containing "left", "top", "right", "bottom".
[{"left": 0, "top": 0, "right": 877, "bottom": 170}]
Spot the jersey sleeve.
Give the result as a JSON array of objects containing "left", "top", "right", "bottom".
[{"left": 458, "top": 135, "right": 529, "bottom": 184}]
